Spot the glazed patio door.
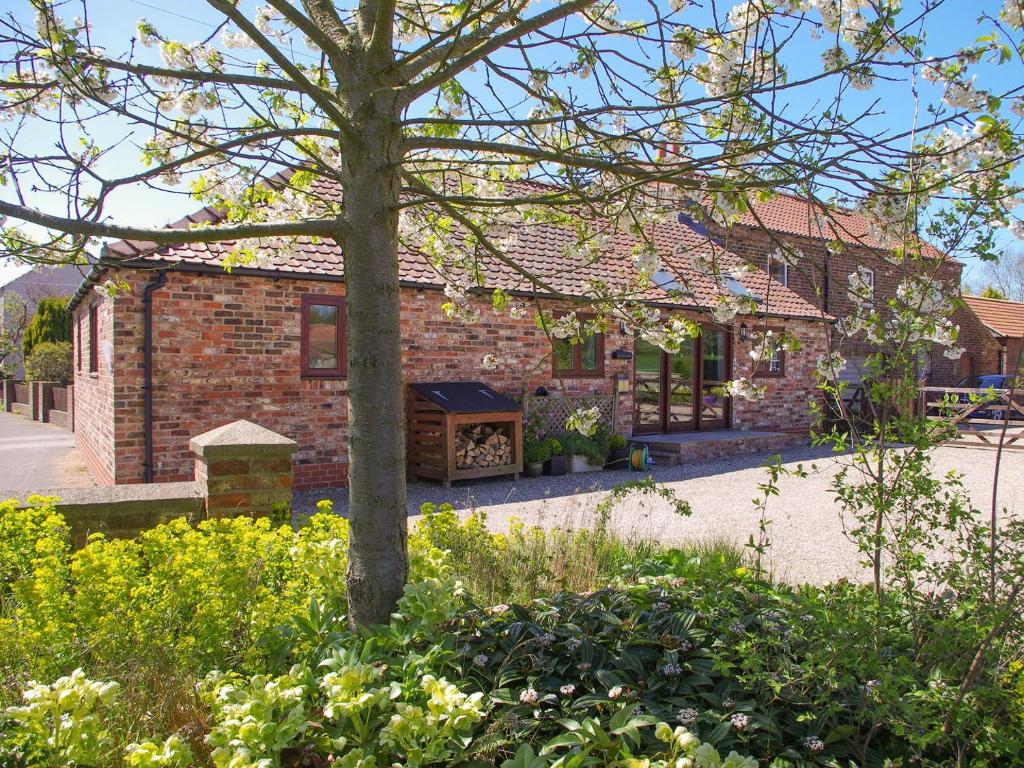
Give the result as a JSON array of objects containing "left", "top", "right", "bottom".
[
  {"left": 698, "top": 328, "right": 729, "bottom": 430},
  {"left": 633, "top": 329, "right": 730, "bottom": 434}
]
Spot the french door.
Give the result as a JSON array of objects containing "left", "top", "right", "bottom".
[{"left": 633, "top": 328, "right": 730, "bottom": 434}]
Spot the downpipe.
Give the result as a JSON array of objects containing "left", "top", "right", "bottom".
[{"left": 142, "top": 271, "right": 167, "bottom": 483}]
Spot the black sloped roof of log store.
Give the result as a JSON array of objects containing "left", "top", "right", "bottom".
[{"left": 409, "top": 382, "right": 521, "bottom": 414}]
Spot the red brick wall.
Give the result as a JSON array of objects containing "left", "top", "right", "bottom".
[
  {"left": 75, "top": 268, "right": 831, "bottom": 489},
  {"left": 732, "top": 318, "right": 830, "bottom": 433},
  {"left": 71, "top": 291, "right": 117, "bottom": 485},
  {"left": 952, "top": 303, "right": 1005, "bottom": 382},
  {"left": 719, "top": 224, "right": 970, "bottom": 385}
]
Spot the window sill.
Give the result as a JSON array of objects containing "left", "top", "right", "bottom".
[
  {"left": 553, "top": 371, "right": 606, "bottom": 379},
  {"left": 301, "top": 373, "right": 347, "bottom": 381}
]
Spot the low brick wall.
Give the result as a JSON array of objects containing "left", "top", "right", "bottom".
[
  {"left": 12, "top": 483, "right": 203, "bottom": 549},
  {"left": 5, "top": 420, "right": 297, "bottom": 548},
  {"left": 2, "top": 380, "right": 74, "bottom": 429}
]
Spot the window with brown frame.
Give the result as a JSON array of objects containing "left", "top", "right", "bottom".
[
  {"left": 551, "top": 315, "right": 605, "bottom": 377},
  {"left": 88, "top": 304, "right": 98, "bottom": 374},
  {"left": 752, "top": 327, "right": 784, "bottom": 378},
  {"left": 301, "top": 295, "right": 346, "bottom": 377},
  {"left": 76, "top": 315, "right": 82, "bottom": 371}
]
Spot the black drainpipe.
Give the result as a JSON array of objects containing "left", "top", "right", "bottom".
[{"left": 143, "top": 271, "right": 168, "bottom": 483}]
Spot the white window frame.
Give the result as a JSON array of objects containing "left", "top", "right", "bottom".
[
  {"left": 862, "top": 268, "right": 875, "bottom": 299},
  {"left": 767, "top": 255, "right": 788, "bottom": 287}
]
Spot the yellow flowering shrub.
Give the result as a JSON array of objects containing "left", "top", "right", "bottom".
[{"left": 0, "top": 497, "right": 350, "bottom": 682}]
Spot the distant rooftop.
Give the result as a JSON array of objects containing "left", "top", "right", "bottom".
[{"left": 963, "top": 295, "right": 1024, "bottom": 339}]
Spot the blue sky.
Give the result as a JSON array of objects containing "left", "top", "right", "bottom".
[{"left": 1, "top": 0, "right": 1020, "bottom": 287}]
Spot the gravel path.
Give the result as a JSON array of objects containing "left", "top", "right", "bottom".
[{"left": 293, "top": 444, "right": 1024, "bottom": 586}]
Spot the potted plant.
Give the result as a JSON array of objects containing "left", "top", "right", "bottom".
[
  {"left": 523, "top": 436, "right": 549, "bottom": 477},
  {"left": 604, "top": 434, "right": 629, "bottom": 470},
  {"left": 564, "top": 433, "right": 605, "bottom": 473},
  {"left": 542, "top": 437, "right": 566, "bottom": 476}
]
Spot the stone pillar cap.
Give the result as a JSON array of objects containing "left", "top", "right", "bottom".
[{"left": 190, "top": 419, "right": 297, "bottom": 457}]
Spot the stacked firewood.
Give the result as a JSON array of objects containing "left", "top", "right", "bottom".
[{"left": 455, "top": 423, "right": 513, "bottom": 469}]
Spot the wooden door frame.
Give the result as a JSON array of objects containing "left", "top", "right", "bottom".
[
  {"left": 632, "top": 324, "right": 732, "bottom": 434},
  {"left": 695, "top": 325, "right": 732, "bottom": 431}
]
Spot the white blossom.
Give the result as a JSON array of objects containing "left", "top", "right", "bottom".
[
  {"left": 725, "top": 377, "right": 766, "bottom": 401},
  {"left": 815, "top": 352, "right": 847, "bottom": 381},
  {"left": 566, "top": 406, "right": 602, "bottom": 437}
]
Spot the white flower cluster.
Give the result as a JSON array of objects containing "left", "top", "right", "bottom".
[
  {"left": 566, "top": 406, "right": 602, "bottom": 437},
  {"left": 641, "top": 317, "right": 697, "bottom": 354},
  {"left": 815, "top": 351, "right": 847, "bottom": 381},
  {"left": 676, "top": 707, "right": 700, "bottom": 726},
  {"left": 846, "top": 266, "right": 874, "bottom": 306},
  {"left": 711, "top": 294, "right": 754, "bottom": 323},
  {"left": 772, "top": 244, "right": 803, "bottom": 267},
  {"left": 895, "top": 278, "right": 949, "bottom": 315},
  {"left": 1003, "top": 0, "right": 1024, "bottom": 28},
  {"left": 632, "top": 244, "right": 662, "bottom": 280},
  {"left": 725, "top": 377, "right": 766, "bottom": 401},
  {"left": 441, "top": 280, "right": 481, "bottom": 323}
]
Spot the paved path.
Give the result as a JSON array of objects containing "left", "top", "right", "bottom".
[
  {"left": 0, "top": 411, "right": 94, "bottom": 496},
  {"left": 295, "top": 443, "right": 1024, "bottom": 586}
]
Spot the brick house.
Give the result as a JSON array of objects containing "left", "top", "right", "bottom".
[
  {"left": 69, "top": 193, "right": 833, "bottom": 490},
  {"left": 961, "top": 296, "right": 1024, "bottom": 376},
  {"left": 703, "top": 193, "right": 993, "bottom": 386}
]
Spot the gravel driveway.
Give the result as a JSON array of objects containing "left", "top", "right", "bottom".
[{"left": 294, "top": 443, "right": 1024, "bottom": 586}]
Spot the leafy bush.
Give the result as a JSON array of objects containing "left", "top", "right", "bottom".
[
  {"left": 561, "top": 432, "right": 606, "bottom": 464},
  {"left": 608, "top": 434, "right": 628, "bottom": 452},
  {"left": 541, "top": 437, "right": 562, "bottom": 457},
  {"left": 2, "top": 484, "right": 1023, "bottom": 767},
  {"left": 23, "top": 341, "right": 72, "bottom": 383},
  {"left": 451, "top": 556, "right": 1024, "bottom": 766},
  {"left": 412, "top": 503, "right": 661, "bottom": 606},
  {"left": 522, "top": 437, "right": 550, "bottom": 464},
  {"left": 21, "top": 296, "right": 71, "bottom": 360},
  {"left": 1, "top": 538, "right": 757, "bottom": 768}
]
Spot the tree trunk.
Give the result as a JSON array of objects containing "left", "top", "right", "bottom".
[{"left": 339, "top": 72, "right": 408, "bottom": 626}]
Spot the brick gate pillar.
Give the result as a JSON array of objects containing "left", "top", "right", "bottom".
[{"left": 190, "top": 420, "right": 297, "bottom": 518}]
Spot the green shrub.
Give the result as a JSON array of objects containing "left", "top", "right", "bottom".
[
  {"left": 542, "top": 436, "right": 562, "bottom": 457},
  {"left": 23, "top": 341, "right": 72, "bottom": 383},
  {"left": 561, "top": 431, "right": 606, "bottom": 464},
  {"left": 21, "top": 296, "right": 71, "bottom": 360},
  {"left": 522, "top": 437, "right": 550, "bottom": 464},
  {"left": 1, "top": 539, "right": 756, "bottom": 768},
  {"left": 412, "top": 502, "right": 665, "bottom": 606},
  {"left": 609, "top": 433, "right": 629, "bottom": 452}
]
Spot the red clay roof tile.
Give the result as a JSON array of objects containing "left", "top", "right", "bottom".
[{"left": 963, "top": 296, "right": 1024, "bottom": 338}]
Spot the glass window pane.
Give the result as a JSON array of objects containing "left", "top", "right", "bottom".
[
  {"left": 554, "top": 338, "right": 573, "bottom": 370},
  {"left": 581, "top": 333, "right": 598, "bottom": 370},
  {"left": 703, "top": 331, "right": 725, "bottom": 382},
  {"left": 769, "top": 261, "right": 787, "bottom": 286},
  {"left": 634, "top": 339, "right": 662, "bottom": 427},
  {"left": 308, "top": 304, "right": 339, "bottom": 369}
]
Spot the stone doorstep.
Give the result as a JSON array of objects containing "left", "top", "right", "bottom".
[{"left": 633, "top": 430, "right": 807, "bottom": 462}]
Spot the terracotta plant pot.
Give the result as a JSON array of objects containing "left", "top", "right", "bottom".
[{"left": 544, "top": 455, "right": 567, "bottom": 476}]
